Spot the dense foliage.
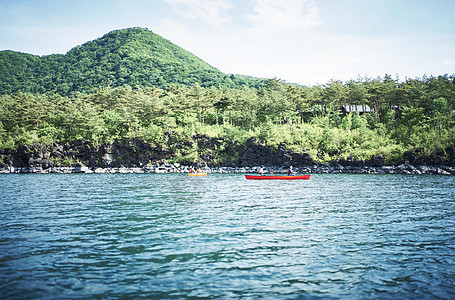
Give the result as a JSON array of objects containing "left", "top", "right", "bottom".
[
  {"left": 1, "top": 75, "right": 454, "bottom": 164},
  {"left": 0, "top": 28, "right": 265, "bottom": 96},
  {"left": 1, "top": 27, "right": 454, "bottom": 164}
]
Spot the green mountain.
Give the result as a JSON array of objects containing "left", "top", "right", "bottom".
[{"left": 0, "top": 27, "right": 264, "bottom": 95}]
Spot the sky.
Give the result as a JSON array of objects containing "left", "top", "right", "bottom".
[{"left": 1, "top": 0, "right": 454, "bottom": 86}]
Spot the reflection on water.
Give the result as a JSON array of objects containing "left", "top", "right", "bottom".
[{"left": 1, "top": 173, "right": 454, "bottom": 299}]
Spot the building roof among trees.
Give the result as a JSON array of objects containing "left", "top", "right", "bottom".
[{"left": 341, "top": 105, "right": 372, "bottom": 113}]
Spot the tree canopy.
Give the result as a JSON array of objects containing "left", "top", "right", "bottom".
[{"left": 1, "top": 75, "right": 454, "bottom": 164}]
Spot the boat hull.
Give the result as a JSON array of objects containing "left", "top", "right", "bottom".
[
  {"left": 245, "top": 174, "right": 311, "bottom": 180},
  {"left": 188, "top": 173, "right": 207, "bottom": 176}
]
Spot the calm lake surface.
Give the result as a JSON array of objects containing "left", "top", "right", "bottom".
[{"left": 1, "top": 173, "right": 454, "bottom": 299}]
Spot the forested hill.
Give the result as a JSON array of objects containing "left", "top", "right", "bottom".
[{"left": 0, "top": 27, "right": 265, "bottom": 96}]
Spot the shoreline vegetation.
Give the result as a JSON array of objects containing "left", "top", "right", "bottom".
[
  {"left": 1, "top": 28, "right": 454, "bottom": 173},
  {"left": 1, "top": 75, "right": 454, "bottom": 176}
]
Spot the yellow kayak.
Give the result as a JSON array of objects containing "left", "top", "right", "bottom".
[{"left": 188, "top": 173, "right": 207, "bottom": 176}]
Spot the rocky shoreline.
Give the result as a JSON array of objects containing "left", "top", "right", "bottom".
[
  {"left": 1, "top": 138, "right": 454, "bottom": 175},
  {"left": 1, "top": 163, "right": 454, "bottom": 175}
]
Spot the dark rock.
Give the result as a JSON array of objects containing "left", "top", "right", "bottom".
[{"left": 0, "top": 137, "right": 454, "bottom": 175}]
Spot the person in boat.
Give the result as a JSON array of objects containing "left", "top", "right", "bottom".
[
  {"left": 196, "top": 167, "right": 201, "bottom": 173},
  {"left": 287, "top": 165, "right": 295, "bottom": 176},
  {"left": 190, "top": 166, "right": 195, "bottom": 173},
  {"left": 258, "top": 165, "right": 265, "bottom": 176}
]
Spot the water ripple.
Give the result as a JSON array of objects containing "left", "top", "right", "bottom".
[{"left": 1, "top": 173, "right": 454, "bottom": 299}]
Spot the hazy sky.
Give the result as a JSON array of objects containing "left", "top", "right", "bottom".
[{"left": 1, "top": 0, "right": 454, "bottom": 85}]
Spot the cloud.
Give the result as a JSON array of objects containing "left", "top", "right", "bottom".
[
  {"left": 164, "top": 0, "right": 234, "bottom": 26},
  {"left": 245, "top": 0, "right": 322, "bottom": 37},
  {"left": 443, "top": 59, "right": 455, "bottom": 66}
]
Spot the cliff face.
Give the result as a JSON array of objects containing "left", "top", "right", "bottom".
[{"left": 0, "top": 135, "right": 317, "bottom": 170}]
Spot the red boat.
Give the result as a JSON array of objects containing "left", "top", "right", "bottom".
[{"left": 245, "top": 174, "right": 311, "bottom": 180}]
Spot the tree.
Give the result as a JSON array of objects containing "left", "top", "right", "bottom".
[
  {"left": 214, "top": 88, "right": 234, "bottom": 126},
  {"left": 429, "top": 97, "right": 453, "bottom": 135}
]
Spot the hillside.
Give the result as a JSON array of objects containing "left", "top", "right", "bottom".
[
  {"left": 1, "top": 28, "right": 454, "bottom": 171},
  {"left": 0, "top": 27, "right": 264, "bottom": 95}
]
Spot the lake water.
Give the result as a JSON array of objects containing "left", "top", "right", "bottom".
[{"left": 1, "top": 173, "right": 454, "bottom": 299}]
